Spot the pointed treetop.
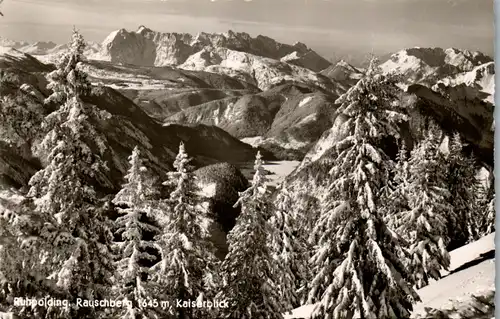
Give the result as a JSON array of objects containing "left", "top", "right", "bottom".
[
  {"left": 366, "top": 54, "right": 381, "bottom": 78},
  {"left": 251, "top": 151, "right": 268, "bottom": 196},
  {"left": 254, "top": 150, "right": 263, "bottom": 168},
  {"left": 126, "top": 146, "right": 147, "bottom": 182},
  {"left": 449, "top": 132, "right": 466, "bottom": 155},
  {"left": 130, "top": 146, "right": 142, "bottom": 168},
  {"left": 70, "top": 27, "right": 86, "bottom": 59},
  {"left": 44, "top": 27, "right": 91, "bottom": 105},
  {"left": 173, "top": 142, "right": 190, "bottom": 171}
]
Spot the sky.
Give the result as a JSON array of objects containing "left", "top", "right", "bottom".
[{"left": 0, "top": 0, "right": 494, "bottom": 62}]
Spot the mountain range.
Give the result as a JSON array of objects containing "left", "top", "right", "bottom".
[{"left": 0, "top": 26, "right": 494, "bottom": 185}]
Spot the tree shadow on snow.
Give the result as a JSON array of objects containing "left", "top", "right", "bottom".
[{"left": 447, "top": 249, "right": 495, "bottom": 277}]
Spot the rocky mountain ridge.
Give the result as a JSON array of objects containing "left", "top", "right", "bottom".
[
  {"left": 101, "top": 26, "right": 331, "bottom": 71},
  {"left": 0, "top": 33, "right": 494, "bottom": 163}
]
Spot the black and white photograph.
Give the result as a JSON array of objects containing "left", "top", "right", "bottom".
[{"left": 0, "top": 0, "right": 495, "bottom": 318}]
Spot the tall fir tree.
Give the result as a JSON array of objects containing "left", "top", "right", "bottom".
[
  {"left": 445, "top": 133, "right": 480, "bottom": 246},
  {"left": 306, "top": 59, "right": 420, "bottom": 319},
  {"left": 391, "top": 130, "right": 452, "bottom": 289},
  {"left": 218, "top": 151, "right": 284, "bottom": 319},
  {"left": 112, "top": 146, "right": 162, "bottom": 319},
  {"left": 25, "top": 29, "right": 115, "bottom": 318},
  {"left": 151, "top": 142, "right": 219, "bottom": 319},
  {"left": 268, "top": 182, "right": 308, "bottom": 311},
  {"left": 37, "top": 27, "right": 108, "bottom": 165}
]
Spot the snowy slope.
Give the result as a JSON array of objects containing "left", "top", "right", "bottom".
[
  {"left": 296, "top": 113, "right": 349, "bottom": 171},
  {"left": 280, "top": 50, "right": 331, "bottom": 72},
  {"left": 283, "top": 233, "right": 496, "bottom": 319},
  {"left": 320, "top": 59, "right": 364, "bottom": 87},
  {"left": 262, "top": 161, "right": 301, "bottom": 186},
  {"left": 179, "top": 46, "right": 340, "bottom": 91},
  {"left": 0, "top": 46, "right": 54, "bottom": 73},
  {"left": 18, "top": 41, "right": 58, "bottom": 55},
  {"left": 0, "top": 46, "right": 25, "bottom": 58},
  {"left": 380, "top": 47, "right": 492, "bottom": 88},
  {"left": 411, "top": 232, "right": 495, "bottom": 317},
  {"left": 433, "top": 62, "right": 495, "bottom": 104},
  {"left": 168, "top": 83, "right": 340, "bottom": 159}
]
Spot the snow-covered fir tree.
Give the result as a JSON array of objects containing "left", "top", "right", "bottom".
[
  {"left": 26, "top": 126, "right": 115, "bottom": 318},
  {"left": 218, "top": 151, "right": 284, "bottom": 319},
  {"left": 307, "top": 59, "right": 420, "bottom": 319},
  {"left": 112, "top": 146, "right": 162, "bottom": 319},
  {"left": 0, "top": 92, "right": 45, "bottom": 148},
  {"left": 0, "top": 193, "right": 56, "bottom": 315},
  {"left": 445, "top": 133, "right": 480, "bottom": 246},
  {"left": 151, "top": 142, "right": 219, "bottom": 319},
  {"left": 268, "top": 182, "right": 308, "bottom": 311},
  {"left": 391, "top": 128, "right": 452, "bottom": 289},
  {"left": 24, "top": 29, "right": 115, "bottom": 318},
  {"left": 292, "top": 193, "right": 318, "bottom": 305},
  {"left": 384, "top": 142, "right": 411, "bottom": 225},
  {"left": 44, "top": 27, "right": 91, "bottom": 106},
  {"left": 37, "top": 28, "right": 109, "bottom": 167}
]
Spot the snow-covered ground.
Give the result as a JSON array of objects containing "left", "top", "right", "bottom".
[
  {"left": 263, "top": 161, "right": 301, "bottom": 187},
  {"left": 284, "top": 232, "right": 495, "bottom": 319},
  {"left": 241, "top": 136, "right": 310, "bottom": 151},
  {"left": 411, "top": 232, "right": 495, "bottom": 317},
  {"left": 298, "top": 96, "right": 313, "bottom": 108},
  {"left": 240, "top": 136, "right": 265, "bottom": 148}
]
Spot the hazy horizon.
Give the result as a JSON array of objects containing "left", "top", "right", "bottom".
[{"left": 0, "top": 0, "right": 494, "bottom": 62}]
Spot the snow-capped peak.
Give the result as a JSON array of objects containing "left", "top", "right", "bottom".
[
  {"left": 380, "top": 46, "right": 493, "bottom": 87},
  {"left": 102, "top": 29, "right": 125, "bottom": 47},
  {"left": 0, "top": 37, "right": 29, "bottom": 49},
  {"left": 335, "top": 59, "right": 360, "bottom": 72},
  {"left": 136, "top": 25, "right": 152, "bottom": 34},
  {"left": 292, "top": 41, "right": 308, "bottom": 53}
]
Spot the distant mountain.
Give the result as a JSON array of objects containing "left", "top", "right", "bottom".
[
  {"left": 0, "top": 37, "right": 29, "bottom": 49},
  {"left": 17, "top": 41, "right": 58, "bottom": 55},
  {"left": 319, "top": 59, "right": 364, "bottom": 86},
  {"left": 407, "top": 83, "right": 494, "bottom": 165},
  {"left": 178, "top": 46, "right": 342, "bottom": 91},
  {"left": 100, "top": 27, "right": 331, "bottom": 72},
  {"left": 0, "top": 48, "right": 271, "bottom": 190},
  {"left": 433, "top": 62, "right": 494, "bottom": 104},
  {"left": 280, "top": 49, "right": 331, "bottom": 72},
  {"left": 168, "top": 82, "right": 340, "bottom": 160},
  {"left": 0, "top": 38, "right": 104, "bottom": 64},
  {"left": 2, "top": 28, "right": 337, "bottom": 92},
  {"left": 77, "top": 56, "right": 343, "bottom": 160},
  {"left": 4, "top": 34, "right": 494, "bottom": 162},
  {"left": 380, "top": 47, "right": 493, "bottom": 88}
]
